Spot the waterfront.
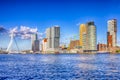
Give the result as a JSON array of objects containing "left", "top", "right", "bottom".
[{"left": 0, "top": 53, "right": 120, "bottom": 80}]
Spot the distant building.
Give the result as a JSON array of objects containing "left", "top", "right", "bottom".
[
  {"left": 80, "top": 24, "right": 86, "bottom": 46},
  {"left": 42, "top": 38, "right": 47, "bottom": 53},
  {"left": 60, "top": 44, "right": 66, "bottom": 49},
  {"left": 46, "top": 28, "right": 51, "bottom": 48},
  {"left": 46, "top": 26, "right": 60, "bottom": 52},
  {"left": 97, "top": 43, "right": 107, "bottom": 52},
  {"left": 107, "top": 19, "right": 117, "bottom": 48},
  {"left": 69, "top": 40, "right": 80, "bottom": 49},
  {"left": 31, "top": 33, "right": 40, "bottom": 52},
  {"left": 81, "top": 22, "right": 97, "bottom": 52}
]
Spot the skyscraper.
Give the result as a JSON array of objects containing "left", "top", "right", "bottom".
[
  {"left": 107, "top": 19, "right": 117, "bottom": 47},
  {"left": 80, "top": 24, "right": 86, "bottom": 46},
  {"left": 31, "top": 33, "right": 40, "bottom": 52},
  {"left": 86, "top": 22, "right": 97, "bottom": 51},
  {"left": 81, "top": 21, "right": 97, "bottom": 52},
  {"left": 46, "top": 28, "right": 52, "bottom": 48},
  {"left": 46, "top": 26, "right": 60, "bottom": 52},
  {"left": 42, "top": 38, "right": 47, "bottom": 53}
]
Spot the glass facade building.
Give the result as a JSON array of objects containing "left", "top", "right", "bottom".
[
  {"left": 107, "top": 19, "right": 117, "bottom": 47},
  {"left": 81, "top": 22, "right": 97, "bottom": 52},
  {"left": 46, "top": 26, "right": 60, "bottom": 51}
]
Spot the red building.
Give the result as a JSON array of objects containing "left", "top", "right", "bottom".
[
  {"left": 97, "top": 44, "right": 107, "bottom": 51},
  {"left": 107, "top": 32, "right": 113, "bottom": 48}
]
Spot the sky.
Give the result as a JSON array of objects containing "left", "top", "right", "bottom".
[{"left": 0, "top": 0, "right": 120, "bottom": 51}]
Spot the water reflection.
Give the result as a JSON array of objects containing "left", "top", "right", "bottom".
[
  {"left": 77, "top": 63, "right": 97, "bottom": 70},
  {"left": 0, "top": 54, "right": 120, "bottom": 79}
]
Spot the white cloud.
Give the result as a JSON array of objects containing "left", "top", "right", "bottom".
[
  {"left": 20, "top": 26, "right": 38, "bottom": 34},
  {"left": 9, "top": 27, "right": 18, "bottom": 37},
  {"left": 0, "top": 26, "right": 7, "bottom": 32},
  {"left": 76, "top": 23, "right": 81, "bottom": 26},
  {"left": 21, "top": 34, "right": 31, "bottom": 39},
  {"left": 9, "top": 26, "right": 45, "bottom": 40},
  {"left": 9, "top": 27, "right": 18, "bottom": 34}
]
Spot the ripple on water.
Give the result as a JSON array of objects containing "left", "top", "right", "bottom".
[{"left": 0, "top": 54, "right": 120, "bottom": 79}]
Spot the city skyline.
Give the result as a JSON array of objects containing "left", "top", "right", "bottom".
[{"left": 0, "top": 0, "right": 120, "bottom": 50}]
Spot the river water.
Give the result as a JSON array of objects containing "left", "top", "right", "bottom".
[{"left": 0, "top": 53, "right": 120, "bottom": 80}]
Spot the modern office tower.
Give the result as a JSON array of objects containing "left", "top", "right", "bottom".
[
  {"left": 31, "top": 33, "right": 40, "bottom": 52},
  {"left": 46, "top": 28, "right": 52, "bottom": 48},
  {"left": 82, "top": 22, "right": 97, "bottom": 52},
  {"left": 46, "top": 26, "right": 60, "bottom": 51},
  {"left": 107, "top": 19, "right": 117, "bottom": 47},
  {"left": 51, "top": 27, "right": 60, "bottom": 49},
  {"left": 80, "top": 24, "right": 86, "bottom": 46},
  {"left": 87, "top": 22, "right": 97, "bottom": 51},
  {"left": 82, "top": 33, "right": 87, "bottom": 50}
]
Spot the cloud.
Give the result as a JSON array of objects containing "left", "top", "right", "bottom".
[
  {"left": 20, "top": 26, "right": 38, "bottom": 34},
  {"left": 21, "top": 33, "right": 31, "bottom": 39},
  {"left": 10, "top": 27, "right": 18, "bottom": 33},
  {"left": 76, "top": 23, "right": 81, "bottom": 26},
  {"left": 37, "top": 31, "right": 46, "bottom": 40},
  {"left": 19, "top": 26, "right": 38, "bottom": 39},
  {"left": 9, "top": 27, "right": 18, "bottom": 37},
  {"left": 0, "top": 26, "right": 9, "bottom": 36},
  {"left": 9, "top": 26, "right": 45, "bottom": 40},
  {"left": 0, "top": 25, "right": 45, "bottom": 40},
  {"left": 0, "top": 26, "right": 7, "bottom": 33}
]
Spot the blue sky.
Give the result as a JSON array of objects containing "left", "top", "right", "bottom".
[{"left": 0, "top": 0, "right": 120, "bottom": 50}]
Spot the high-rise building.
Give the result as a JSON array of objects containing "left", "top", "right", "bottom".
[
  {"left": 51, "top": 27, "right": 60, "bottom": 49},
  {"left": 46, "top": 28, "right": 52, "bottom": 48},
  {"left": 46, "top": 26, "right": 60, "bottom": 52},
  {"left": 107, "top": 19, "right": 117, "bottom": 47},
  {"left": 86, "top": 22, "right": 97, "bottom": 51},
  {"left": 82, "top": 32, "right": 87, "bottom": 50},
  {"left": 81, "top": 22, "right": 97, "bottom": 52},
  {"left": 80, "top": 24, "right": 86, "bottom": 46},
  {"left": 42, "top": 38, "right": 47, "bottom": 53},
  {"left": 31, "top": 33, "right": 40, "bottom": 52}
]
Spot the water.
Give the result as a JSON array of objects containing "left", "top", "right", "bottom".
[{"left": 0, "top": 53, "right": 120, "bottom": 80}]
